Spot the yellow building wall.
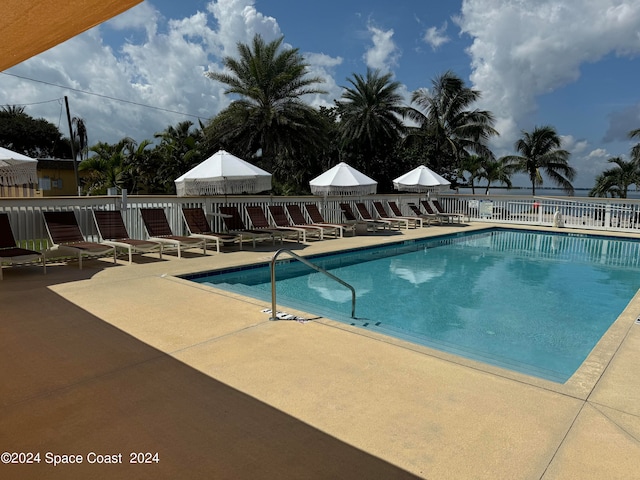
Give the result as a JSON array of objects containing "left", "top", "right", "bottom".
[{"left": 37, "top": 167, "right": 80, "bottom": 196}]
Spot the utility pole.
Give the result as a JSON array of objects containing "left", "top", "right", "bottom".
[{"left": 64, "top": 96, "right": 80, "bottom": 195}]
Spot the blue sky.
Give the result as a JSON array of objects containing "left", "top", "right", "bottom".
[{"left": 1, "top": 0, "right": 640, "bottom": 188}]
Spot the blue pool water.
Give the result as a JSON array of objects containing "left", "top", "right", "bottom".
[{"left": 184, "top": 229, "right": 640, "bottom": 382}]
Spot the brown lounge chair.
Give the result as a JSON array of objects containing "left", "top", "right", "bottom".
[
  {"left": 303, "top": 204, "right": 356, "bottom": 237},
  {"left": 140, "top": 208, "right": 206, "bottom": 257},
  {"left": 218, "top": 206, "right": 281, "bottom": 245},
  {"left": 421, "top": 201, "right": 459, "bottom": 224},
  {"left": 285, "top": 204, "right": 340, "bottom": 239},
  {"left": 339, "top": 203, "right": 389, "bottom": 232},
  {"left": 43, "top": 210, "right": 116, "bottom": 269},
  {"left": 181, "top": 207, "right": 243, "bottom": 252},
  {"left": 355, "top": 202, "right": 402, "bottom": 230},
  {"left": 372, "top": 201, "right": 413, "bottom": 229},
  {"left": 431, "top": 199, "right": 465, "bottom": 223},
  {"left": 267, "top": 205, "right": 324, "bottom": 242},
  {"left": 245, "top": 206, "right": 301, "bottom": 242},
  {"left": 407, "top": 203, "right": 439, "bottom": 225},
  {"left": 0, "top": 212, "right": 45, "bottom": 280},
  {"left": 93, "top": 210, "right": 163, "bottom": 264},
  {"left": 387, "top": 201, "right": 427, "bottom": 227}
]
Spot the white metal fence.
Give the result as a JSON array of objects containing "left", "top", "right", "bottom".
[{"left": 2, "top": 193, "right": 640, "bottom": 251}]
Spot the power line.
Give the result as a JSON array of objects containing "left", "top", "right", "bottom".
[
  {"left": 0, "top": 98, "right": 62, "bottom": 107},
  {"left": 0, "top": 71, "right": 207, "bottom": 120}
]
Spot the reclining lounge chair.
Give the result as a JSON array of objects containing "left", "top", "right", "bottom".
[
  {"left": 245, "top": 206, "right": 301, "bottom": 243},
  {"left": 285, "top": 204, "right": 339, "bottom": 239},
  {"left": 218, "top": 206, "right": 281, "bottom": 245},
  {"left": 140, "top": 208, "right": 206, "bottom": 258},
  {"left": 339, "top": 203, "right": 389, "bottom": 233},
  {"left": 93, "top": 210, "right": 163, "bottom": 264},
  {"left": 431, "top": 199, "right": 465, "bottom": 224},
  {"left": 421, "top": 201, "right": 459, "bottom": 224},
  {"left": 355, "top": 202, "right": 402, "bottom": 230},
  {"left": 0, "top": 212, "right": 45, "bottom": 280},
  {"left": 387, "top": 201, "right": 426, "bottom": 228},
  {"left": 182, "top": 207, "right": 243, "bottom": 252},
  {"left": 407, "top": 203, "right": 439, "bottom": 225},
  {"left": 267, "top": 205, "right": 324, "bottom": 242},
  {"left": 372, "top": 201, "right": 412, "bottom": 229},
  {"left": 43, "top": 211, "right": 116, "bottom": 269},
  {"left": 303, "top": 204, "right": 356, "bottom": 237}
]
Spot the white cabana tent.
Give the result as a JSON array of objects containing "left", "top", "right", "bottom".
[
  {"left": 309, "top": 162, "right": 377, "bottom": 196},
  {"left": 392, "top": 165, "right": 450, "bottom": 193},
  {"left": 0, "top": 147, "right": 38, "bottom": 186},
  {"left": 175, "top": 150, "right": 271, "bottom": 196}
]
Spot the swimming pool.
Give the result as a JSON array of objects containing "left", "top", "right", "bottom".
[{"left": 184, "top": 228, "right": 640, "bottom": 383}]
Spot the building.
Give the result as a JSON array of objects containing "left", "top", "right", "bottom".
[{"left": 36, "top": 158, "right": 82, "bottom": 196}]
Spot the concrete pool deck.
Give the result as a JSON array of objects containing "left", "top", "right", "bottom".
[{"left": 1, "top": 222, "right": 639, "bottom": 479}]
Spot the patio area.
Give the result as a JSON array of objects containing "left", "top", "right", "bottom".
[{"left": 1, "top": 223, "right": 639, "bottom": 479}]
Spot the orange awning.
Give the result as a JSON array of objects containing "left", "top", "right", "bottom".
[{"left": 1, "top": 0, "right": 143, "bottom": 71}]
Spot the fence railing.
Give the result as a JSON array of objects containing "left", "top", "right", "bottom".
[{"left": 2, "top": 193, "right": 640, "bottom": 251}]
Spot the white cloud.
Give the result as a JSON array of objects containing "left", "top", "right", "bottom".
[
  {"left": 567, "top": 147, "right": 614, "bottom": 188},
  {"left": 363, "top": 24, "right": 400, "bottom": 71},
  {"left": 587, "top": 148, "right": 610, "bottom": 160},
  {"left": 423, "top": 22, "right": 450, "bottom": 50},
  {"left": 303, "top": 52, "right": 344, "bottom": 108},
  {"left": 0, "top": 0, "right": 288, "bottom": 147},
  {"left": 456, "top": 0, "right": 640, "bottom": 151},
  {"left": 560, "top": 135, "right": 588, "bottom": 154}
]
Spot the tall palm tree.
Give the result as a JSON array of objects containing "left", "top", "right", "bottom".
[
  {"left": 205, "top": 34, "right": 327, "bottom": 185},
  {"left": 405, "top": 70, "right": 498, "bottom": 179},
  {"left": 502, "top": 125, "right": 575, "bottom": 195},
  {"left": 630, "top": 128, "right": 640, "bottom": 162},
  {"left": 335, "top": 68, "right": 406, "bottom": 178},
  {"left": 589, "top": 157, "right": 640, "bottom": 198},
  {"left": 71, "top": 116, "right": 88, "bottom": 194}
]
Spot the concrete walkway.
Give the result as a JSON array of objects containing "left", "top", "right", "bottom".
[{"left": 1, "top": 223, "right": 639, "bottom": 479}]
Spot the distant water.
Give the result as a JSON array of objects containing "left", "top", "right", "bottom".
[{"left": 454, "top": 187, "right": 640, "bottom": 200}]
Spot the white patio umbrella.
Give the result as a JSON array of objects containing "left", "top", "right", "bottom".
[
  {"left": 0, "top": 147, "right": 38, "bottom": 186},
  {"left": 392, "top": 165, "right": 450, "bottom": 193},
  {"left": 309, "top": 162, "right": 377, "bottom": 196},
  {"left": 175, "top": 150, "right": 271, "bottom": 196}
]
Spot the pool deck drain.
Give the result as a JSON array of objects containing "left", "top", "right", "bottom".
[{"left": 1, "top": 223, "right": 639, "bottom": 479}]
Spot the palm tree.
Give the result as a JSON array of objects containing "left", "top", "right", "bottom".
[
  {"left": 630, "top": 128, "right": 640, "bottom": 162},
  {"left": 405, "top": 70, "right": 498, "bottom": 179},
  {"left": 71, "top": 116, "right": 88, "bottom": 194},
  {"left": 335, "top": 68, "right": 406, "bottom": 178},
  {"left": 154, "top": 121, "right": 203, "bottom": 193},
  {"left": 589, "top": 157, "right": 640, "bottom": 198},
  {"left": 478, "top": 157, "right": 512, "bottom": 194},
  {"left": 502, "top": 125, "right": 575, "bottom": 195},
  {"left": 79, "top": 138, "right": 136, "bottom": 195},
  {"left": 459, "top": 155, "right": 483, "bottom": 193},
  {"left": 121, "top": 139, "right": 154, "bottom": 194},
  {"left": 205, "top": 34, "right": 327, "bottom": 186}
]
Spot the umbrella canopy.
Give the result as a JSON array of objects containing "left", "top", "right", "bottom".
[
  {"left": 0, "top": 147, "right": 38, "bottom": 186},
  {"left": 175, "top": 150, "right": 272, "bottom": 196},
  {"left": 309, "top": 162, "right": 377, "bottom": 196},
  {"left": 392, "top": 165, "right": 450, "bottom": 193}
]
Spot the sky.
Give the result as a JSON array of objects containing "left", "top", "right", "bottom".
[{"left": 1, "top": 0, "right": 640, "bottom": 188}]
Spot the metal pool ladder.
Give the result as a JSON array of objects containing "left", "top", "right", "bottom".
[{"left": 270, "top": 248, "right": 356, "bottom": 320}]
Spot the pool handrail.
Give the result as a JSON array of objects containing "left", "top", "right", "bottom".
[{"left": 269, "top": 248, "right": 356, "bottom": 320}]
